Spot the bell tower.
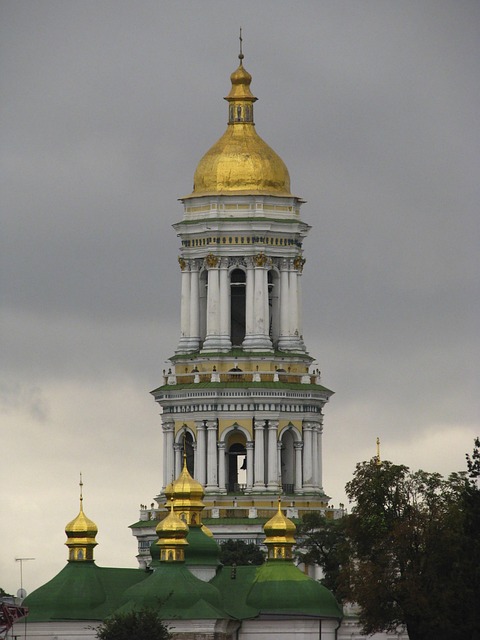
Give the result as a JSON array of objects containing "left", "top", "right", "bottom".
[{"left": 133, "top": 48, "right": 337, "bottom": 563}]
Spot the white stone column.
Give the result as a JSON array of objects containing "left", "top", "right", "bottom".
[
  {"left": 162, "top": 417, "right": 175, "bottom": 489},
  {"left": 246, "top": 441, "right": 254, "bottom": 491},
  {"left": 189, "top": 261, "right": 200, "bottom": 351},
  {"left": 244, "top": 258, "right": 254, "bottom": 337},
  {"left": 317, "top": 420, "right": 323, "bottom": 491},
  {"left": 217, "top": 442, "right": 227, "bottom": 494},
  {"left": 266, "top": 420, "right": 279, "bottom": 491},
  {"left": 288, "top": 263, "right": 299, "bottom": 338},
  {"left": 205, "top": 419, "right": 218, "bottom": 492},
  {"left": 218, "top": 258, "right": 232, "bottom": 350},
  {"left": 312, "top": 425, "right": 319, "bottom": 489},
  {"left": 302, "top": 421, "right": 314, "bottom": 489},
  {"left": 202, "top": 257, "right": 221, "bottom": 352},
  {"left": 279, "top": 260, "right": 289, "bottom": 345},
  {"left": 195, "top": 420, "right": 206, "bottom": 486},
  {"left": 277, "top": 441, "right": 283, "bottom": 490},
  {"left": 294, "top": 441, "right": 303, "bottom": 493},
  {"left": 243, "top": 255, "right": 272, "bottom": 351},
  {"left": 253, "top": 419, "right": 266, "bottom": 490},
  {"left": 174, "top": 443, "right": 182, "bottom": 479},
  {"left": 176, "top": 261, "right": 191, "bottom": 353}
]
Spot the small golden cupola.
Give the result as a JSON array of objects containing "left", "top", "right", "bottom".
[
  {"left": 169, "top": 453, "right": 205, "bottom": 527},
  {"left": 156, "top": 498, "right": 189, "bottom": 562},
  {"left": 65, "top": 475, "right": 98, "bottom": 562},
  {"left": 263, "top": 498, "right": 297, "bottom": 560},
  {"left": 190, "top": 36, "right": 291, "bottom": 197}
]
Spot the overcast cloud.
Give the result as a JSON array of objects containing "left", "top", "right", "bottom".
[{"left": 1, "top": 1, "right": 479, "bottom": 595}]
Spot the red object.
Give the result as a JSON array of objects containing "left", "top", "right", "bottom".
[{"left": 0, "top": 603, "right": 28, "bottom": 638}]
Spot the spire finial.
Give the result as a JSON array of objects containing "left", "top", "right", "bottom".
[
  {"left": 79, "top": 472, "right": 83, "bottom": 507},
  {"left": 239, "top": 27, "right": 244, "bottom": 63}
]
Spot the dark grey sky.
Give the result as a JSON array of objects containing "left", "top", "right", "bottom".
[{"left": 1, "top": 1, "right": 479, "bottom": 594}]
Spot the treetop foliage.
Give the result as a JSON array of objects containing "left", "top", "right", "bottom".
[
  {"left": 95, "top": 607, "right": 171, "bottom": 640},
  {"left": 299, "top": 438, "right": 480, "bottom": 640},
  {"left": 219, "top": 539, "right": 265, "bottom": 566}
]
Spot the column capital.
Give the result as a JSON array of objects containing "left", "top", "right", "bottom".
[
  {"left": 294, "top": 441, "right": 304, "bottom": 450},
  {"left": 195, "top": 419, "right": 206, "bottom": 430},
  {"left": 268, "top": 419, "right": 279, "bottom": 430},
  {"left": 162, "top": 417, "right": 175, "bottom": 432},
  {"left": 217, "top": 441, "right": 226, "bottom": 451},
  {"left": 254, "top": 418, "right": 266, "bottom": 430},
  {"left": 206, "top": 419, "right": 217, "bottom": 430},
  {"left": 204, "top": 253, "right": 219, "bottom": 269},
  {"left": 246, "top": 440, "right": 255, "bottom": 450},
  {"left": 173, "top": 443, "right": 182, "bottom": 451}
]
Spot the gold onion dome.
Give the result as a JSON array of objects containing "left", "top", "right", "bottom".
[
  {"left": 65, "top": 475, "right": 98, "bottom": 562},
  {"left": 264, "top": 498, "right": 296, "bottom": 560},
  {"left": 191, "top": 53, "right": 291, "bottom": 197},
  {"left": 156, "top": 498, "right": 189, "bottom": 562}
]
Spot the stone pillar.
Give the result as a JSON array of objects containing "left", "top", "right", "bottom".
[
  {"left": 294, "top": 441, "right": 303, "bottom": 493},
  {"left": 253, "top": 419, "right": 266, "bottom": 490},
  {"left": 205, "top": 419, "right": 218, "bottom": 492},
  {"left": 312, "top": 425, "right": 319, "bottom": 489},
  {"left": 277, "top": 441, "right": 283, "bottom": 490},
  {"left": 189, "top": 261, "right": 200, "bottom": 351},
  {"left": 244, "top": 258, "right": 255, "bottom": 343},
  {"left": 266, "top": 420, "right": 279, "bottom": 491},
  {"left": 202, "top": 256, "right": 221, "bottom": 352},
  {"left": 218, "top": 258, "right": 232, "bottom": 350},
  {"left": 174, "top": 442, "right": 182, "bottom": 479},
  {"left": 303, "top": 421, "right": 313, "bottom": 489},
  {"left": 278, "top": 260, "right": 289, "bottom": 347},
  {"left": 162, "top": 417, "right": 175, "bottom": 489},
  {"left": 217, "top": 441, "right": 227, "bottom": 494},
  {"left": 317, "top": 419, "right": 323, "bottom": 491},
  {"left": 195, "top": 420, "right": 206, "bottom": 486},
  {"left": 246, "top": 441, "right": 254, "bottom": 491},
  {"left": 243, "top": 255, "right": 272, "bottom": 351},
  {"left": 176, "top": 260, "right": 191, "bottom": 353}
]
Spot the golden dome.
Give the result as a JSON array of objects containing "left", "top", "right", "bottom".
[
  {"left": 264, "top": 499, "right": 296, "bottom": 560},
  {"left": 156, "top": 498, "right": 189, "bottom": 562},
  {"left": 65, "top": 476, "right": 98, "bottom": 562},
  {"left": 168, "top": 453, "right": 205, "bottom": 526},
  {"left": 190, "top": 55, "right": 291, "bottom": 197}
]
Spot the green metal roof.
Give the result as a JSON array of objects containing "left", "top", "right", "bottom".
[
  {"left": 23, "top": 562, "right": 149, "bottom": 622},
  {"left": 116, "top": 563, "right": 230, "bottom": 620},
  {"left": 246, "top": 561, "right": 343, "bottom": 619}
]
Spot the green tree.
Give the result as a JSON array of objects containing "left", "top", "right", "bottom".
[
  {"left": 343, "top": 457, "right": 479, "bottom": 640},
  {"left": 219, "top": 539, "right": 265, "bottom": 566},
  {"left": 95, "top": 608, "right": 171, "bottom": 640},
  {"left": 296, "top": 512, "right": 347, "bottom": 599}
]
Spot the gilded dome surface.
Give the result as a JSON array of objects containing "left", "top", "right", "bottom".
[{"left": 191, "top": 57, "right": 291, "bottom": 197}]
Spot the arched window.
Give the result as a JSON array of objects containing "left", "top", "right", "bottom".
[
  {"left": 181, "top": 432, "right": 194, "bottom": 477},
  {"left": 281, "top": 430, "right": 295, "bottom": 494},
  {"left": 225, "top": 431, "right": 247, "bottom": 493}
]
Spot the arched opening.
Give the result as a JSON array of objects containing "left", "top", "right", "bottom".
[
  {"left": 225, "top": 431, "right": 247, "bottom": 493},
  {"left": 280, "top": 430, "right": 295, "bottom": 494},
  {"left": 230, "top": 268, "right": 246, "bottom": 346}
]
